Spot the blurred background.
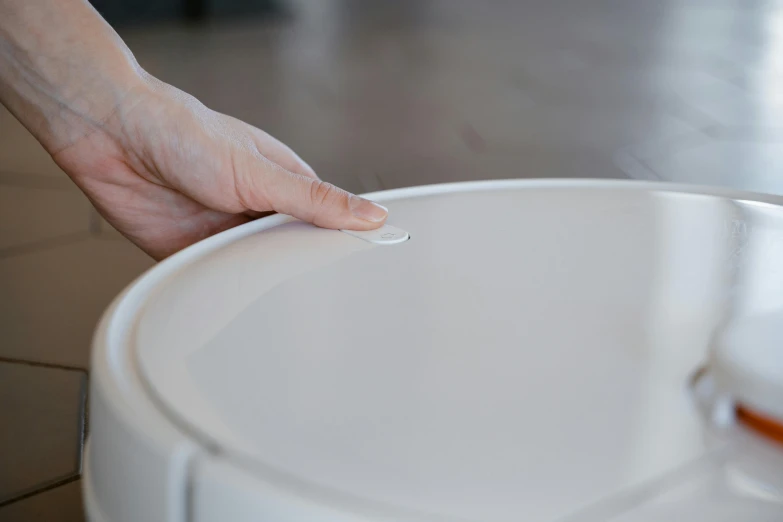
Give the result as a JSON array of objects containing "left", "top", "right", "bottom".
[{"left": 3, "top": 0, "right": 783, "bottom": 519}]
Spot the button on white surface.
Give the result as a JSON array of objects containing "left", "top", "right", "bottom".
[
  {"left": 128, "top": 182, "right": 783, "bottom": 522},
  {"left": 341, "top": 224, "right": 410, "bottom": 244}
]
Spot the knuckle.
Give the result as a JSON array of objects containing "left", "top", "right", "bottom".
[{"left": 309, "top": 180, "right": 338, "bottom": 206}]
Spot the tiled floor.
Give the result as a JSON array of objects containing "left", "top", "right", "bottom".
[
  {"left": 0, "top": 362, "right": 86, "bottom": 506},
  {"left": 4, "top": 0, "right": 783, "bottom": 518}
]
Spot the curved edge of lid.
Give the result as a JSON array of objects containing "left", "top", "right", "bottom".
[{"left": 94, "top": 179, "right": 783, "bottom": 520}]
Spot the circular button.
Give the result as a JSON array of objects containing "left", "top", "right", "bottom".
[{"left": 341, "top": 224, "right": 410, "bottom": 245}]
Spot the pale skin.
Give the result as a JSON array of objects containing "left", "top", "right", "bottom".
[{"left": 0, "top": 0, "right": 388, "bottom": 260}]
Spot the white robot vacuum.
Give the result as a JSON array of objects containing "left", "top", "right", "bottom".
[{"left": 83, "top": 180, "right": 783, "bottom": 521}]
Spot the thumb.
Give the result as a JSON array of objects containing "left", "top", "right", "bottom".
[{"left": 258, "top": 168, "right": 388, "bottom": 230}]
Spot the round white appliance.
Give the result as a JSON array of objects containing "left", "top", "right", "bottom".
[{"left": 83, "top": 180, "right": 783, "bottom": 522}]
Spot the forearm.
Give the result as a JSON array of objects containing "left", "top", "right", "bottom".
[{"left": 0, "top": 0, "right": 144, "bottom": 153}]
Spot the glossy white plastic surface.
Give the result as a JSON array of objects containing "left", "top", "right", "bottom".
[
  {"left": 87, "top": 180, "right": 783, "bottom": 522},
  {"left": 84, "top": 278, "right": 203, "bottom": 522},
  {"left": 710, "top": 313, "right": 783, "bottom": 421},
  {"left": 129, "top": 181, "right": 782, "bottom": 521}
]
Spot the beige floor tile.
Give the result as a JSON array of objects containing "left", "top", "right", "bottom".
[
  {"left": 0, "top": 239, "right": 154, "bottom": 368},
  {"left": 685, "top": 87, "right": 783, "bottom": 128},
  {"left": 512, "top": 57, "right": 743, "bottom": 130},
  {"left": 563, "top": 2, "right": 769, "bottom": 70},
  {"left": 370, "top": 145, "right": 627, "bottom": 190},
  {"left": 648, "top": 137, "right": 783, "bottom": 196},
  {"left": 618, "top": 127, "right": 783, "bottom": 197},
  {"left": 0, "top": 185, "right": 91, "bottom": 252},
  {"left": 461, "top": 104, "right": 700, "bottom": 153},
  {"left": 0, "top": 362, "right": 85, "bottom": 505},
  {"left": 0, "top": 481, "right": 84, "bottom": 522},
  {"left": 0, "top": 106, "right": 64, "bottom": 178},
  {"left": 0, "top": 171, "right": 74, "bottom": 190}
]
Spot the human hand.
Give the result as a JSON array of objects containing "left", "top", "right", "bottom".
[
  {"left": 53, "top": 75, "right": 388, "bottom": 260},
  {"left": 0, "top": 0, "right": 387, "bottom": 260}
]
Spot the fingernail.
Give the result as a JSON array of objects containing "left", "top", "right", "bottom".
[{"left": 349, "top": 195, "right": 388, "bottom": 223}]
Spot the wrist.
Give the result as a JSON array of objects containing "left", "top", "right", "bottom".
[{"left": 0, "top": 0, "right": 147, "bottom": 154}]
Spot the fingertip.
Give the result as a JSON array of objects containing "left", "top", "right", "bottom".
[{"left": 348, "top": 195, "right": 388, "bottom": 226}]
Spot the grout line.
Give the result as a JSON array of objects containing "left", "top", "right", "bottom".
[
  {"left": 0, "top": 363, "right": 89, "bottom": 508},
  {"left": 0, "top": 475, "right": 81, "bottom": 509},
  {"left": 0, "top": 231, "right": 91, "bottom": 259},
  {"left": 75, "top": 374, "right": 89, "bottom": 474},
  {"left": 0, "top": 356, "right": 87, "bottom": 374}
]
